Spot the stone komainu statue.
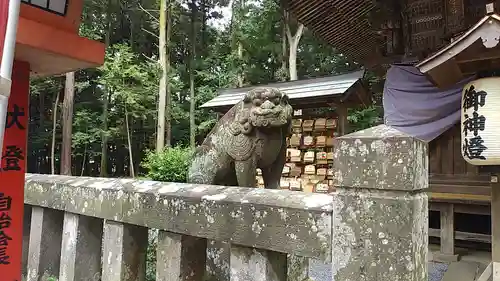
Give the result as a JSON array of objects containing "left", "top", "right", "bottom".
[{"left": 188, "top": 87, "right": 293, "bottom": 189}]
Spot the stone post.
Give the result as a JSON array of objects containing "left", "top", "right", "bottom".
[
  {"left": 156, "top": 230, "right": 207, "bottom": 281},
  {"left": 332, "top": 125, "right": 428, "bottom": 281},
  {"left": 26, "top": 206, "right": 64, "bottom": 281},
  {"left": 102, "top": 220, "right": 148, "bottom": 281},
  {"left": 22, "top": 204, "right": 32, "bottom": 278},
  {"left": 58, "top": 212, "right": 103, "bottom": 281},
  {"left": 230, "top": 244, "right": 287, "bottom": 281}
]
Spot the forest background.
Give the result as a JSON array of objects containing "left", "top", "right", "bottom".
[{"left": 27, "top": 0, "right": 383, "bottom": 179}]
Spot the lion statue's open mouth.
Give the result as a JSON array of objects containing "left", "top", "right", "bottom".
[{"left": 229, "top": 87, "right": 293, "bottom": 133}]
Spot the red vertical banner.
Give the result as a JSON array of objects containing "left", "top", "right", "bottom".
[{"left": 0, "top": 60, "right": 29, "bottom": 281}]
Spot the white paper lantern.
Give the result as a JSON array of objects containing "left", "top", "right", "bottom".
[{"left": 461, "top": 77, "right": 500, "bottom": 165}]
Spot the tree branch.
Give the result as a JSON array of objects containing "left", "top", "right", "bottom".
[
  {"left": 142, "top": 27, "right": 159, "bottom": 39},
  {"left": 142, "top": 53, "right": 158, "bottom": 63},
  {"left": 284, "top": 11, "right": 293, "bottom": 44},
  {"left": 294, "top": 24, "right": 305, "bottom": 45},
  {"left": 285, "top": 23, "right": 293, "bottom": 44},
  {"left": 138, "top": 3, "right": 159, "bottom": 23}
]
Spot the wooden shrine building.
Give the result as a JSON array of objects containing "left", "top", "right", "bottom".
[
  {"left": 277, "top": 0, "right": 500, "bottom": 268},
  {"left": 201, "top": 70, "right": 371, "bottom": 193}
]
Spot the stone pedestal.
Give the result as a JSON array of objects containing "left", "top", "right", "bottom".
[{"left": 332, "top": 125, "right": 428, "bottom": 281}]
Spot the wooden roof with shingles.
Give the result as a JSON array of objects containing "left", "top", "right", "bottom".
[
  {"left": 281, "top": 0, "right": 384, "bottom": 66},
  {"left": 281, "top": 0, "right": 500, "bottom": 68},
  {"left": 201, "top": 70, "right": 370, "bottom": 112}
]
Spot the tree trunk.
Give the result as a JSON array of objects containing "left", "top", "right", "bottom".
[
  {"left": 156, "top": 0, "right": 168, "bottom": 152},
  {"left": 165, "top": 1, "right": 172, "bottom": 147},
  {"left": 237, "top": 42, "right": 244, "bottom": 87},
  {"left": 280, "top": 17, "right": 287, "bottom": 81},
  {"left": 101, "top": 0, "right": 113, "bottom": 175},
  {"left": 189, "top": 0, "right": 197, "bottom": 148},
  {"left": 60, "top": 72, "right": 75, "bottom": 176},
  {"left": 125, "top": 107, "right": 135, "bottom": 178},
  {"left": 231, "top": 0, "right": 245, "bottom": 87},
  {"left": 201, "top": 0, "right": 207, "bottom": 48},
  {"left": 100, "top": 92, "right": 110, "bottom": 176},
  {"left": 288, "top": 41, "right": 299, "bottom": 81},
  {"left": 39, "top": 91, "right": 45, "bottom": 173},
  {"left": 81, "top": 144, "right": 87, "bottom": 177},
  {"left": 50, "top": 89, "right": 60, "bottom": 175},
  {"left": 237, "top": 0, "right": 245, "bottom": 87},
  {"left": 285, "top": 12, "right": 304, "bottom": 81}
]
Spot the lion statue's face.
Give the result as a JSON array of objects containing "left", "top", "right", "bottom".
[{"left": 230, "top": 87, "right": 293, "bottom": 135}]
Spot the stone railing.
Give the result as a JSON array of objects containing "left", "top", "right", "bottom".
[{"left": 21, "top": 125, "right": 429, "bottom": 281}]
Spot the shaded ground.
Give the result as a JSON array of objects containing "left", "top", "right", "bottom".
[
  {"left": 309, "top": 260, "right": 447, "bottom": 281},
  {"left": 309, "top": 245, "right": 492, "bottom": 281}
]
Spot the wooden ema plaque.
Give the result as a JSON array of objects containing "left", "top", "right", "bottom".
[
  {"left": 314, "top": 118, "right": 326, "bottom": 131},
  {"left": 303, "top": 135, "right": 315, "bottom": 147},
  {"left": 282, "top": 165, "right": 291, "bottom": 176},
  {"left": 316, "top": 152, "right": 328, "bottom": 164},
  {"left": 289, "top": 134, "right": 301, "bottom": 147},
  {"left": 289, "top": 164, "right": 302, "bottom": 177},
  {"left": 291, "top": 119, "right": 302, "bottom": 133},
  {"left": 303, "top": 151, "right": 315, "bottom": 163},
  {"left": 316, "top": 136, "right": 326, "bottom": 147},
  {"left": 280, "top": 178, "right": 290, "bottom": 189},
  {"left": 289, "top": 178, "right": 301, "bottom": 191},
  {"left": 302, "top": 120, "right": 314, "bottom": 132},
  {"left": 287, "top": 149, "right": 302, "bottom": 162},
  {"left": 326, "top": 119, "right": 337, "bottom": 130}
]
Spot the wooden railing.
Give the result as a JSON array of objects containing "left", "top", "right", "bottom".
[{"left": 21, "top": 125, "right": 429, "bottom": 281}]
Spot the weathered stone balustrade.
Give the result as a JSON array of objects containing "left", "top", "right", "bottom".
[
  {"left": 21, "top": 125, "right": 429, "bottom": 281},
  {"left": 23, "top": 173, "right": 333, "bottom": 281}
]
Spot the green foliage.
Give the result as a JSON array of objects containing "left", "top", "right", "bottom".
[
  {"left": 348, "top": 105, "right": 383, "bottom": 132},
  {"left": 27, "top": 0, "right": 385, "bottom": 177},
  {"left": 146, "top": 229, "right": 158, "bottom": 281},
  {"left": 141, "top": 147, "right": 194, "bottom": 183}
]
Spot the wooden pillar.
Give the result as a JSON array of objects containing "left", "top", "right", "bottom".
[
  {"left": 491, "top": 175, "right": 500, "bottom": 280},
  {"left": 336, "top": 104, "right": 349, "bottom": 136},
  {"left": 434, "top": 203, "right": 459, "bottom": 262},
  {"left": 217, "top": 112, "right": 223, "bottom": 121}
]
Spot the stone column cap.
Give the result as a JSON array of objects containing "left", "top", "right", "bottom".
[{"left": 333, "top": 124, "right": 428, "bottom": 191}]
